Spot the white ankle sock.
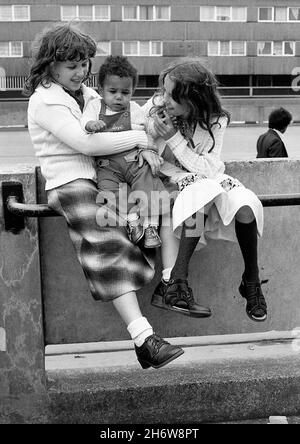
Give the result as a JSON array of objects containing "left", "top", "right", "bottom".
[
  {"left": 127, "top": 316, "right": 153, "bottom": 347},
  {"left": 162, "top": 267, "right": 172, "bottom": 282}
]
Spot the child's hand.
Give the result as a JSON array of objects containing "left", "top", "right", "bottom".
[
  {"left": 85, "top": 120, "right": 106, "bottom": 133},
  {"left": 154, "top": 111, "right": 177, "bottom": 140},
  {"left": 138, "top": 150, "right": 164, "bottom": 176}
]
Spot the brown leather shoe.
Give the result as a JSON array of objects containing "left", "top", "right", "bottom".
[
  {"left": 151, "top": 279, "right": 212, "bottom": 318},
  {"left": 135, "top": 333, "right": 184, "bottom": 369},
  {"left": 143, "top": 226, "right": 162, "bottom": 248}
]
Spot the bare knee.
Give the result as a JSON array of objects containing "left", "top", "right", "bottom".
[{"left": 235, "top": 206, "right": 255, "bottom": 223}]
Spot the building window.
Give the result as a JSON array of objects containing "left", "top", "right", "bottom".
[
  {"left": 94, "top": 5, "right": 111, "bottom": 20},
  {"left": 123, "top": 41, "right": 139, "bottom": 55},
  {"left": 123, "top": 6, "right": 138, "bottom": 20},
  {"left": 257, "top": 41, "right": 295, "bottom": 56},
  {"left": 275, "top": 7, "right": 287, "bottom": 22},
  {"left": 123, "top": 41, "right": 163, "bottom": 56},
  {"left": 200, "top": 6, "right": 246, "bottom": 22},
  {"left": 0, "top": 41, "right": 23, "bottom": 57},
  {"left": 0, "top": 5, "right": 30, "bottom": 21},
  {"left": 208, "top": 41, "right": 246, "bottom": 56},
  {"left": 122, "top": 5, "right": 170, "bottom": 21},
  {"left": 258, "top": 7, "right": 273, "bottom": 21},
  {"left": 155, "top": 6, "right": 170, "bottom": 20},
  {"left": 231, "top": 41, "right": 246, "bottom": 56},
  {"left": 258, "top": 7, "right": 290, "bottom": 22},
  {"left": 61, "top": 5, "right": 110, "bottom": 21},
  {"left": 289, "top": 7, "right": 300, "bottom": 21},
  {"left": 96, "top": 42, "right": 111, "bottom": 56},
  {"left": 78, "top": 5, "right": 93, "bottom": 21},
  {"left": 139, "top": 6, "right": 153, "bottom": 20},
  {"left": 216, "top": 6, "right": 231, "bottom": 21}
]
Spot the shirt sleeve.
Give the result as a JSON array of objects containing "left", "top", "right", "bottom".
[
  {"left": 31, "top": 99, "right": 148, "bottom": 156},
  {"left": 80, "top": 98, "right": 101, "bottom": 131},
  {"left": 166, "top": 118, "right": 227, "bottom": 178}
]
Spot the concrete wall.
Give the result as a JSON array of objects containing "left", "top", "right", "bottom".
[
  {"left": 0, "top": 166, "right": 47, "bottom": 423},
  {"left": 223, "top": 97, "right": 300, "bottom": 123},
  {"left": 0, "top": 101, "right": 28, "bottom": 127},
  {"left": 1, "top": 159, "right": 300, "bottom": 422},
  {"left": 34, "top": 160, "right": 300, "bottom": 344},
  {"left": 2, "top": 97, "right": 300, "bottom": 127},
  {"left": 1, "top": 160, "right": 300, "bottom": 351}
]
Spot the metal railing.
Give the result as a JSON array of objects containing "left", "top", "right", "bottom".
[
  {"left": 1, "top": 76, "right": 300, "bottom": 98},
  {"left": 0, "top": 75, "right": 27, "bottom": 90},
  {"left": 2, "top": 181, "right": 300, "bottom": 234}
]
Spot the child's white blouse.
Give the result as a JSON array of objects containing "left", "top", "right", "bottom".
[{"left": 163, "top": 116, "right": 227, "bottom": 181}]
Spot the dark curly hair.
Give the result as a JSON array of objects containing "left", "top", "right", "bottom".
[
  {"left": 153, "top": 58, "right": 230, "bottom": 152},
  {"left": 97, "top": 55, "right": 138, "bottom": 91},
  {"left": 268, "top": 107, "right": 292, "bottom": 132},
  {"left": 23, "top": 23, "right": 97, "bottom": 97}
]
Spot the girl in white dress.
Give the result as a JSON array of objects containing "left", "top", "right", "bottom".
[{"left": 144, "top": 58, "right": 267, "bottom": 322}]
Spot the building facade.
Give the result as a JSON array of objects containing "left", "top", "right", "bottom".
[{"left": 1, "top": 0, "right": 300, "bottom": 98}]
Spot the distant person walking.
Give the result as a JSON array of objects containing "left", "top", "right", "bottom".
[{"left": 256, "top": 107, "right": 292, "bottom": 158}]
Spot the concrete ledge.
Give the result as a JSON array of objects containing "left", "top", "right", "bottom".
[
  {"left": 45, "top": 330, "right": 295, "bottom": 355},
  {"left": 46, "top": 337, "right": 300, "bottom": 424}
]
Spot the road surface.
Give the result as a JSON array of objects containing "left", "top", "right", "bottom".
[{"left": 1, "top": 125, "right": 300, "bottom": 164}]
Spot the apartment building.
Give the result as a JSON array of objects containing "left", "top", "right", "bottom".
[{"left": 1, "top": 0, "right": 300, "bottom": 98}]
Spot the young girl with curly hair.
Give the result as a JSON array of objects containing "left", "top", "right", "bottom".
[
  {"left": 24, "top": 23, "right": 184, "bottom": 369},
  {"left": 144, "top": 58, "right": 266, "bottom": 323}
]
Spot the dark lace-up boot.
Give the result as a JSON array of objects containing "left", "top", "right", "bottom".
[
  {"left": 151, "top": 279, "right": 212, "bottom": 318},
  {"left": 239, "top": 276, "right": 267, "bottom": 322}
]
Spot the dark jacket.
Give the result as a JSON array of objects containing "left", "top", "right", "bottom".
[{"left": 256, "top": 128, "right": 288, "bottom": 158}]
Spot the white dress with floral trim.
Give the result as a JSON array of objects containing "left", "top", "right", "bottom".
[{"left": 145, "top": 111, "right": 263, "bottom": 250}]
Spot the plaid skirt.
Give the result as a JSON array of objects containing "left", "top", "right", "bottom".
[{"left": 47, "top": 179, "right": 155, "bottom": 302}]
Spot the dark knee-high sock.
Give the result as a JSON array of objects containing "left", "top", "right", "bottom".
[
  {"left": 235, "top": 219, "right": 259, "bottom": 282},
  {"left": 170, "top": 215, "right": 206, "bottom": 281}
]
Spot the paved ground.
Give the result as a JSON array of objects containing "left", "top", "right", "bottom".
[
  {"left": 46, "top": 335, "right": 300, "bottom": 424},
  {"left": 1, "top": 125, "right": 300, "bottom": 164}
]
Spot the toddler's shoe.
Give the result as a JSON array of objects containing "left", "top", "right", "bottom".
[
  {"left": 135, "top": 333, "right": 184, "bottom": 369},
  {"left": 151, "top": 278, "right": 212, "bottom": 318},
  {"left": 126, "top": 217, "right": 145, "bottom": 245},
  {"left": 239, "top": 276, "right": 267, "bottom": 322},
  {"left": 143, "top": 226, "right": 162, "bottom": 249}
]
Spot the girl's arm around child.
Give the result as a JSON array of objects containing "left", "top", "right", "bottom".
[{"left": 28, "top": 88, "right": 150, "bottom": 157}]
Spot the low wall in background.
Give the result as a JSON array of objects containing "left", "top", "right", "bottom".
[
  {"left": 0, "top": 101, "right": 28, "bottom": 126},
  {"left": 1, "top": 97, "right": 300, "bottom": 127},
  {"left": 223, "top": 97, "right": 300, "bottom": 124}
]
